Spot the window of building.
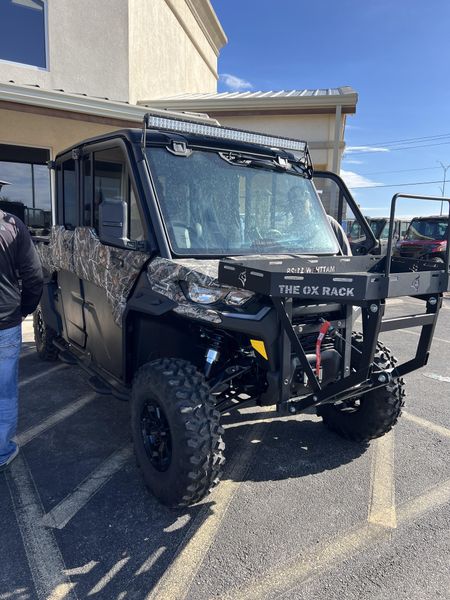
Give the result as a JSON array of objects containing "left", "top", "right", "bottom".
[
  {"left": 0, "top": 143, "right": 51, "bottom": 229},
  {"left": 93, "top": 147, "right": 144, "bottom": 240},
  {"left": 0, "top": 0, "right": 47, "bottom": 69}
]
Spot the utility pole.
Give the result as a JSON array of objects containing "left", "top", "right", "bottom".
[{"left": 437, "top": 161, "right": 450, "bottom": 215}]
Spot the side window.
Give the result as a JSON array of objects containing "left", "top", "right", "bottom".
[
  {"left": 93, "top": 146, "right": 144, "bottom": 240},
  {"left": 380, "top": 223, "right": 390, "bottom": 239},
  {"left": 400, "top": 221, "right": 409, "bottom": 237},
  {"left": 130, "top": 187, "right": 144, "bottom": 240},
  {"left": 62, "top": 159, "right": 78, "bottom": 229}
]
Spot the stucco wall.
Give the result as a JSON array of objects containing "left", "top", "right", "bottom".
[
  {"left": 0, "top": 0, "right": 130, "bottom": 102},
  {"left": 0, "top": 0, "right": 223, "bottom": 104},
  {"left": 0, "top": 108, "right": 122, "bottom": 158},
  {"left": 129, "top": 0, "right": 219, "bottom": 103},
  {"left": 215, "top": 114, "right": 338, "bottom": 170}
]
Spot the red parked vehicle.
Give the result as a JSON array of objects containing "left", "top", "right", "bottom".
[{"left": 395, "top": 216, "right": 448, "bottom": 263}]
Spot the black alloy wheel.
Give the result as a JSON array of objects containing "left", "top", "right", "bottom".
[{"left": 140, "top": 400, "right": 172, "bottom": 472}]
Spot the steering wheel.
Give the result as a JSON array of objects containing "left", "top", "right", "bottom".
[{"left": 261, "top": 228, "right": 283, "bottom": 239}]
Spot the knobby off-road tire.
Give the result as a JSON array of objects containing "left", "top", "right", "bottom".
[
  {"left": 425, "top": 255, "right": 445, "bottom": 264},
  {"left": 33, "top": 305, "right": 59, "bottom": 361},
  {"left": 131, "top": 358, "right": 225, "bottom": 507},
  {"left": 317, "top": 333, "right": 405, "bottom": 442}
]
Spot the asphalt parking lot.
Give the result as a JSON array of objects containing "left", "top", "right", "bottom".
[{"left": 1, "top": 297, "right": 450, "bottom": 600}]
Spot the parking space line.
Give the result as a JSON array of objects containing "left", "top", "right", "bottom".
[
  {"left": 17, "top": 393, "right": 97, "bottom": 447},
  {"left": 87, "top": 557, "right": 130, "bottom": 596},
  {"left": 42, "top": 445, "right": 133, "bottom": 529},
  {"left": 19, "top": 364, "right": 67, "bottom": 389},
  {"left": 368, "top": 432, "right": 397, "bottom": 528},
  {"left": 221, "top": 476, "right": 450, "bottom": 600},
  {"left": 398, "top": 476, "right": 450, "bottom": 523},
  {"left": 146, "top": 420, "right": 271, "bottom": 600},
  {"left": 403, "top": 411, "right": 450, "bottom": 438},
  {"left": 6, "top": 455, "right": 77, "bottom": 600}
]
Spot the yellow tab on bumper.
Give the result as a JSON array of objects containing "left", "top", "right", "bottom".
[{"left": 250, "top": 339, "right": 268, "bottom": 360}]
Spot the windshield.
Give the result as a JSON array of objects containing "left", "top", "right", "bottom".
[
  {"left": 146, "top": 148, "right": 339, "bottom": 256},
  {"left": 405, "top": 219, "right": 448, "bottom": 241},
  {"left": 349, "top": 219, "right": 389, "bottom": 240},
  {"left": 349, "top": 219, "right": 373, "bottom": 240}
]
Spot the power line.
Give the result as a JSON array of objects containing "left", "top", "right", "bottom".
[
  {"left": 348, "top": 179, "right": 444, "bottom": 190},
  {"left": 358, "top": 132, "right": 450, "bottom": 147},
  {"left": 346, "top": 140, "right": 450, "bottom": 154},
  {"left": 353, "top": 166, "right": 441, "bottom": 176}
]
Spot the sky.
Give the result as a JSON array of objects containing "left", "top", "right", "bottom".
[{"left": 211, "top": 0, "right": 450, "bottom": 218}]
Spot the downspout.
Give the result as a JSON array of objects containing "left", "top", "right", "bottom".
[{"left": 332, "top": 104, "right": 342, "bottom": 174}]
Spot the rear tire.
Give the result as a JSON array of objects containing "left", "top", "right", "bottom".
[
  {"left": 317, "top": 334, "right": 405, "bottom": 442},
  {"left": 426, "top": 255, "right": 444, "bottom": 264},
  {"left": 131, "top": 358, "right": 225, "bottom": 507},
  {"left": 33, "top": 306, "right": 59, "bottom": 361}
]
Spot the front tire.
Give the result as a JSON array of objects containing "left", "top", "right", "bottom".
[
  {"left": 317, "top": 334, "right": 405, "bottom": 442},
  {"left": 425, "top": 255, "right": 445, "bottom": 264},
  {"left": 33, "top": 306, "right": 59, "bottom": 361},
  {"left": 131, "top": 358, "right": 225, "bottom": 507}
]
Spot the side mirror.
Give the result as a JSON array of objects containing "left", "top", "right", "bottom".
[{"left": 99, "top": 198, "right": 128, "bottom": 246}]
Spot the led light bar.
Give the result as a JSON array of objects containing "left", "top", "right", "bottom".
[{"left": 143, "top": 113, "right": 307, "bottom": 153}]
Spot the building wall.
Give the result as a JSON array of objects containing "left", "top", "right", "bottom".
[
  {"left": 129, "top": 0, "right": 220, "bottom": 104},
  {"left": 0, "top": 0, "right": 130, "bottom": 102},
  {"left": 0, "top": 108, "right": 120, "bottom": 158},
  {"left": 0, "top": 0, "right": 223, "bottom": 104},
  {"left": 215, "top": 114, "right": 339, "bottom": 171}
]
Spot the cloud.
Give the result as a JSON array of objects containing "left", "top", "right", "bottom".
[
  {"left": 220, "top": 73, "right": 253, "bottom": 92},
  {"left": 340, "top": 169, "right": 380, "bottom": 189},
  {"left": 342, "top": 158, "right": 364, "bottom": 165},
  {"left": 344, "top": 146, "right": 390, "bottom": 154}
]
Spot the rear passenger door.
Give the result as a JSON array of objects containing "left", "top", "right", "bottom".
[
  {"left": 55, "top": 154, "right": 87, "bottom": 348},
  {"left": 81, "top": 144, "right": 145, "bottom": 379}
]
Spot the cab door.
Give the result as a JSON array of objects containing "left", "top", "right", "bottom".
[
  {"left": 56, "top": 154, "right": 86, "bottom": 348},
  {"left": 313, "top": 171, "right": 377, "bottom": 254},
  {"left": 80, "top": 144, "right": 146, "bottom": 379}
]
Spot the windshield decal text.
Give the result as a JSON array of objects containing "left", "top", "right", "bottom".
[{"left": 286, "top": 265, "right": 336, "bottom": 274}]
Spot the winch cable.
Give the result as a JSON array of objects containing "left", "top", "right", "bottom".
[
  {"left": 315, "top": 320, "right": 331, "bottom": 376},
  {"left": 318, "top": 318, "right": 363, "bottom": 356}
]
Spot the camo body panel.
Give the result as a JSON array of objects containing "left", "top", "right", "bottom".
[
  {"left": 36, "top": 227, "right": 148, "bottom": 325},
  {"left": 37, "top": 228, "right": 259, "bottom": 327},
  {"left": 147, "top": 257, "right": 223, "bottom": 323}
]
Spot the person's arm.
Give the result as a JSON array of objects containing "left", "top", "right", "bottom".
[
  {"left": 327, "top": 215, "right": 352, "bottom": 256},
  {"left": 16, "top": 220, "right": 44, "bottom": 317}
]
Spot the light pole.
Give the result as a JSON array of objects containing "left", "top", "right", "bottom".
[{"left": 438, "top": 161, "right": 450, "bottom": 215}]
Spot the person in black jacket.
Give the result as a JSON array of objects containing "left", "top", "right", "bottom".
[{"left": 0, "top": 209, "right": 43, "bottom": 471}]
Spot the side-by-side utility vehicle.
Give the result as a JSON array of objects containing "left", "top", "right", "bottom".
[
  {"left": 348, "top": 217, "right": 410, "bottom": 255},
  {"left": 34, "top": 113, "right": 450, "bottom": 507}
]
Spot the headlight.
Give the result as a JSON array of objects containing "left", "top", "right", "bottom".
[
  {"left": 225, "top": 289, "right": 254, "bottom": 306},
  {"left": 186, "top": 283, "right": 254, "bottom": 306},
  {"left": 187, "top": 283, "right": 227, "bottom": 304}
]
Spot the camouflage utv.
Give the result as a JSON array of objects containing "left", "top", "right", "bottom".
[{"left": 34, "top": 113, "right": 450, "bottom": 507}]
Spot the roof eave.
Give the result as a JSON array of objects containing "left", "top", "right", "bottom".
[
  {"left": 138, "top": 92, "right": 358, "bottom": 113},
  {"left": 0, "top": 82, "right": 218, "bottom": 124}
]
